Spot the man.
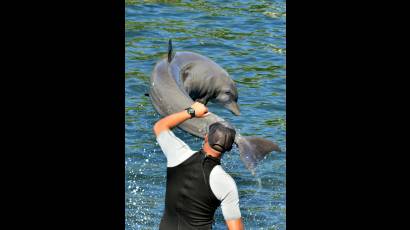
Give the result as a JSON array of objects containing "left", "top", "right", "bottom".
[{"left": 153, "top": 102, "right": 244, "bottom": 230}]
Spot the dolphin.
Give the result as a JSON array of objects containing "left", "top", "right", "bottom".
[
  {"left": 166, "top": 39, "right": 240, "bottom": 116},
  {"left": 149, "top": 39, "right": 281, "bottom": 173}
]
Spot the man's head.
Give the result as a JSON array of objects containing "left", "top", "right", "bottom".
[{"left": 204, "top": 122, "right": 236, "bottom": 155}]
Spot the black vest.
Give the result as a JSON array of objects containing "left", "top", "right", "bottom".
[{"left": 159, "top": 150, "right": 222, "bottom": 230}]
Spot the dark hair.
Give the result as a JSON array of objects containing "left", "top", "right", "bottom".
[{"left": 207, "top": 122, "right": 236, "bottom": 153}]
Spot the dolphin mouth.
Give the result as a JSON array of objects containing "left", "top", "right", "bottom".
[{"left": 224, "top": 102, "right": 240, "bottom": 116}]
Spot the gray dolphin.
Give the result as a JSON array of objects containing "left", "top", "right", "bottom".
[
  {"left": 149, "top": 39, "right": 281, "bottom": 173},
  {"left": 166, "top": 39, "right": 240, "bottom": 115}
]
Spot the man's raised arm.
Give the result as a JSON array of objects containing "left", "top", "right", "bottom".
[{"left": 153, "top": 102, "right": 209, "bottom": 136}]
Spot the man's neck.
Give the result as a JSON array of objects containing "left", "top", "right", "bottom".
[{"left": 203, "top": 144, "right": 221, "bottom": 159}]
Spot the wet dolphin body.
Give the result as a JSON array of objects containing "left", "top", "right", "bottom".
[
  {"left": 166, "top": 39, "right": 240, "bottom": 115},
  {"left": 149, "top": 40, "right": 281, "bottom": 173}
]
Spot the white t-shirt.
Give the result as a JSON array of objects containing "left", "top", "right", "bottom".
[{"left": 156, "top": 130, "right": 241, "bottom": 220}]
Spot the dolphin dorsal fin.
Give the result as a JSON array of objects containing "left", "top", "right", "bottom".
[{"left": 167, "top": 39, "right": 175, "bottom": 63}]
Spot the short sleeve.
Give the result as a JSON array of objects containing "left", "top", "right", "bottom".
[
  {"left": 156, "top": 130, "right": 196, "bottom": 167},
  {"left": 209, "top": 166, "right": 241, "bottom": 220}
]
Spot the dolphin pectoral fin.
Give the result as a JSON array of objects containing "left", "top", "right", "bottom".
[
  {"left": 224, "top": 102, "right": 240, "bottom": 116},
  {"left": 236, "top": 136, "right": 281, "bottom": 172}
]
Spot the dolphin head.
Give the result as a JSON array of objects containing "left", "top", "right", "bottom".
[
  {"left": 213, "top": 83, "right": 240, "bottom": 116},
  {"left": 179, "top": 57, "right": 241, "bottom": 116},
  {"left": 224, "top": 101, "right": 240, "bottom": 116}
]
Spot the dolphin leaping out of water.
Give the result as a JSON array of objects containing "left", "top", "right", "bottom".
[{"left": 149, "top": 39, "right": 281, "bottom": 173}]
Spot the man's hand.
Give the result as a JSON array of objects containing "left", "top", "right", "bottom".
[
  {"left": 153, "top": 102, "right": 210, "bottom": 136},
  {"left": 191, "top": 102, "right": 209, "bottom": 118}
]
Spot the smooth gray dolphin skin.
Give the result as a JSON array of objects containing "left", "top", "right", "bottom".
[
  {"left": 166, "top": 39, "right": 240, "bottom": 115},
  {"left": 149, "top": 39, "right": 281, "bottom": 173}
]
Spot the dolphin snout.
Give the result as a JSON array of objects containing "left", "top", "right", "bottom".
[{"left": 225, "top": 102, "right": 240, "bottom": 116}]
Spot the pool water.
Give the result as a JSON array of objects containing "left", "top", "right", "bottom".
[{"left": 125, "top": 0, "right": 286, "bottom": 229}]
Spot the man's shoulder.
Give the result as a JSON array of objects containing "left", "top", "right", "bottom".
[
  {"left": 211, "top": 165, "right": 228, "bottom": 175},
  {"left": 210, "top": 165, "right": 237, "bottom": 187}
]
